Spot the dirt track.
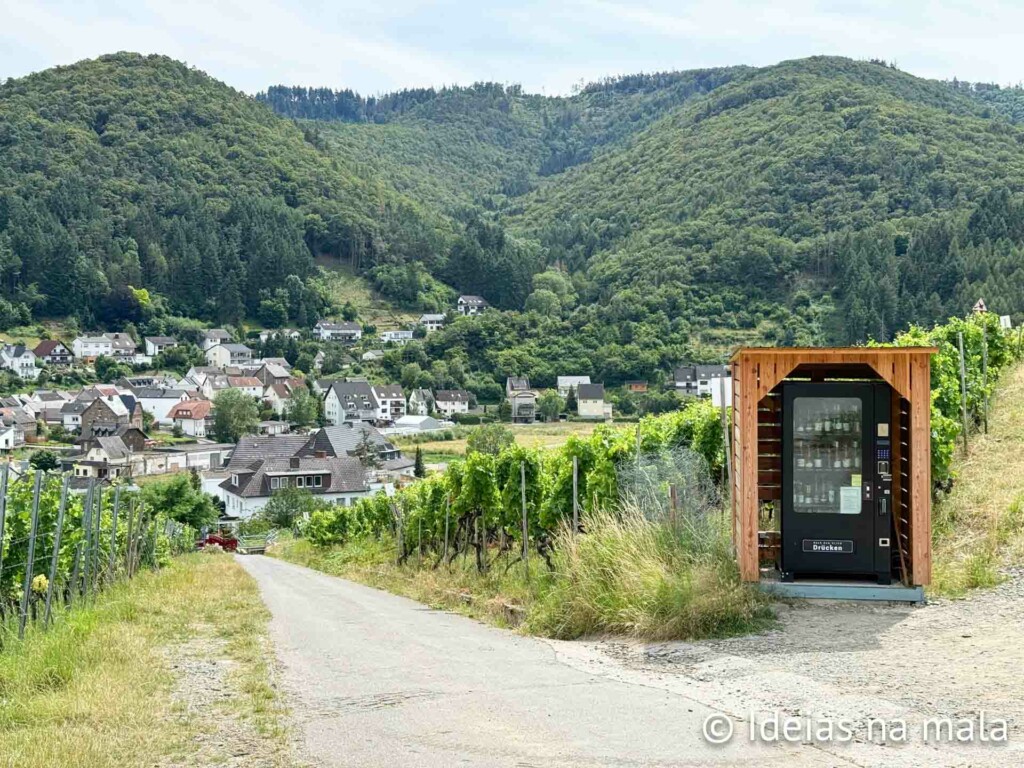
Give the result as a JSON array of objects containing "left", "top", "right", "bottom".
[{"left": 558, "top": 567, "right": 1024, "bottom": 767}]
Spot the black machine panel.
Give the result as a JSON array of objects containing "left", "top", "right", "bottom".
[{"left": 781, "top": 382, "right": 892, "bottom": 583}]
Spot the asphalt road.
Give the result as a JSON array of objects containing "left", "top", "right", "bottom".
[{"left": 239, "top": 555, "right": 831, "bottom": 767}]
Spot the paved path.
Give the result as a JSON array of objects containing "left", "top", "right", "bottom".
[{"left": 239, "top": 555, "right": 830, "bottom": 767}]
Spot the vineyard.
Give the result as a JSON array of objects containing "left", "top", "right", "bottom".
[
  {"left": 301, "top": 311, "right": 1019, "bottom": 576},
  {"left": 0, "top": 470, "right": 195, "bottom": 642}
]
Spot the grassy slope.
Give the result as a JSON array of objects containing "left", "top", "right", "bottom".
[
  {"left": 0, "top": 553, "right": 288, "bottom": 768},
  {"left": 313, "top": 257, "right": 419, "bottom": 330},
  {"left": 932, "top": 362, "right": 1024, "bottom": 595}
]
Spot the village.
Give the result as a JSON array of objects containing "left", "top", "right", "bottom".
[{"left": 0, "top": 294, "right": 730, "bottom": 520}]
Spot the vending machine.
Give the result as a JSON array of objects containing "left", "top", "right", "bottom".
[{"left": 781, "top": 382, "right": 893, "bottom": 583}]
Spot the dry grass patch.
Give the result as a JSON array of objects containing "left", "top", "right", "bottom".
[
  {"left": 0, "top": 553, "right": 289, "bottom": 768},
  {"left": 932, "top": 363, "right": 1024, "bottom": 596},
  {"left": 396, "top": 421, "right": 603, "bottom": 457}
]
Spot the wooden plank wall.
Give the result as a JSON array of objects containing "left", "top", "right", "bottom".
[
  {"left": 730, "top": 347, "right": 935, "bottom": 586},
  {"left": 909, "top": 355, "right": 932, "bottom": 585},
  {"left": 758, "top": 393, "right": 782, "bottom": 503}
]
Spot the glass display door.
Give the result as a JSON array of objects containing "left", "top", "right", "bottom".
[{"left": 782, "top": 382, "right": 875, "bottom": 577}]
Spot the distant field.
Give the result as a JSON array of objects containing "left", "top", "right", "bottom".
[
  {"left": 396, "top": 421, "right": 603, "bottom": 458},
  {"left": 313, "top": 258, "right": 419, "bottom": 330}
]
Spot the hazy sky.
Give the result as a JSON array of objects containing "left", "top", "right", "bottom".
[{"left": 2, "top": 0, "right": 1022, "bottom": 95}]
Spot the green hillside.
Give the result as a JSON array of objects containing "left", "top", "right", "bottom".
[
  {"left": 6, "top": 53, "right": 1024, "bottom": 389},
  {"left": 270, "top": 69, "right": 745, "bottom": 214},
  {"left": 0, "top": 52, "right": 442, "bottom": 326},
  {"left": 507, "top": 57, "right": 1024, "bottom": 343}
]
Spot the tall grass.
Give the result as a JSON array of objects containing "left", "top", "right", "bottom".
[
  {"left": 0, "top": 554, "right": 286, "bottom": 768},
  {"left": 276, "top": 502, "right": 775, "bottom": 642},
  {"left": 527, "top": 505, "right": 775, "bottom": 641},
  {"left": 931, "top": 362, "right": 1024, "bottom": 595}
]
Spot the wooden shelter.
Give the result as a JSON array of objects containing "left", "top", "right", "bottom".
[{"left": 729, "top": 347, "right": 937, "bottom": 587}]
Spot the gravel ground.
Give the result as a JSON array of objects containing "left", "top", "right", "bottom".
[
  {"left": 162, "top": 626, "right": 292, "bottom": 768},
  {"left": 555, "top": 568, "right": 1024, "bottom": 767}
]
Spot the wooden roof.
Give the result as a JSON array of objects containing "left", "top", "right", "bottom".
[{"left": 729, "top": 346, "right": 937, "bottom": 362}]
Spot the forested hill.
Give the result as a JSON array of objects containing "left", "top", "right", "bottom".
[
  {"left": 0, "top": 52, "right": 444, "bottom": 328},
  {"left": 266, "top": 57, "right": 1024, "bottom": 352},
  {"left": 5, "top": 53, "right": 1024, "bottom": 384},
  {"left": 259, "top": 69, "right": 745, "bottom": 214}
]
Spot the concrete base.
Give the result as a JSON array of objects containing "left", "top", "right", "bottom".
[{"left": 759, "top": 580, "right": 925, "bottom": 603}]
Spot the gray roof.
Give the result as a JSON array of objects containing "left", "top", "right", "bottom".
[
  {"left": 133, "top": 387, "right": 187, "bottom": 399},
  {"left": 219, "top": 343, "right": 251, "bottom": 353},
  {"left": 300, "top": 423, "right": 398, "bottom": 460},
  {"left": 94, "top": 436, "right": 130, "bottom": 460},
  {"left": 674, "top": 366, "right": 696, "bottom": 382},
  {"left": 435, "top": 389, "right": 471, "bottom": 403},
  {"left": 506, "top": 376, "right": 530, "bottom": 391},
  {"left": 695, "top": 364, "right": 730, "bottom": 378},
  {"left": 61, "top": 400, "right": 88, "bottom": 415},
  {"left": 203, "top": 329, "right": 232, "bottom": 339},
  {"left": 459, "top": 295, "right": 488, "bottom": 305},
  {"left": 372, "top": 384, "right": 404, "bottom": 399},
  {"left": 419, "top": 314, "right": 445, "bottom": 322},
  {"left": 317, "top": 321, "right": 361, "bottom": 331},
  {"left": 145, "top": 336, "right": 177, "bottom": 345},
  {"left": 219, "top": 456, "right": 368, "bottom": 498},
  {"left": 578, "top": 383, "right": 605, "bottom": 400},
  {"left": 227, "top": 434, "right": 310, "bottom": 470},
  {"left": 328, "top": 380, "right": 378, "bottom": 409}
]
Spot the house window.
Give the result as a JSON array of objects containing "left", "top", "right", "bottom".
[
  {"left": 270, "top": 477, "right": 279, "bottom": 490},
  {"left": 231, "top": 474, "right": 239, "bottom": 486},
  {"left": 296, "top": 476, "right": 304, "bottom": 488},
  {"left": 306, "top": 475, "right": 314, "bottom": 487},
  {"left": 314, "top": 476, "right": 322, "bottom": 488}
]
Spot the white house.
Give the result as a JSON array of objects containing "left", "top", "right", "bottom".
[
  {"left": 380, "top": 330, "right": 414, "bottom": 345},
  {"left": 167, "top": 400, "right": 212, "bottom": 437},
  {"left": 206, "top": 343, "right": 253, "bottom": 369},
  {"left": 218, "top": 455, "right": 377, "bottom": 519},
  {"left": 201, "top": 329, "right": 233, "bottom": 351},
  {"left": 61, "top": 400, "right": 87, "bottom": 432},
  {"left": 144, "top": 336, "right": 178, "bottom": 357},
  {"left": 456, "top": 295, "right": 489, "bottom": 316},
  {"left": 556, "top": 376, "right": 591, "bottom": 398},
  {"left": 323, "top": 381, "right": 378, "bottom": 425},
  {"left": 263, "top": 382, "right": 296, "bottom": 416},
  {"left": 0, "top": 345, "right": 38, "bottom": 381},
  {"left": 0, "top": 425, "right": 17, "bottom": 452},
  {"left": 227, "top": 376, "right": 264, "bottom": 398},
  {"left": 313, "top": 321, "right": 362, "bottom": 343},
  {"left": 434, "top": 389, "right": 471, "bottom": 417},
  {"left": 407, "top": 388, "right": 434, "bottom": 416},
  {"left": 674, "top": 364, "right": 731, "bottom": 401},
  {"left": 72, "top": 335, "right": 113, "bottom": 359},
  {"left": 577, "top": 383, "right": 611, "bottom": 420},
  {"left": 371, "top": 384, "right": 406, "bottom": 423},
  {"left": 105, "top": 333, "right": 137, "bottom": 360},
  {"left": 361, "top": 349, "right": 384, "bottom": 362},
  {"left": 258, "top": 328, "right": 300, "bottom": 343},
  {"left": 133, "top": 387, "right": 189, "bottom": 425},
  {"left": 418, "top": 314, "right": 445, "bottom": 333}
]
